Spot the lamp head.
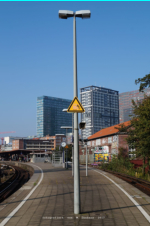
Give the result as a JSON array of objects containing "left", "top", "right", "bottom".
[
  {"left": 75, "top": 10, "right": 91, "bottom": 19},
  {"left": 59, "top": 10, "right": 74, "bottom": 19}
]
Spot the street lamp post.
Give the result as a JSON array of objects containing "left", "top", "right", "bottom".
[
  {"left": 86, "top": 144, "right": 88, "bottom": 176},
  {"left": 59, "top": 10, "right": 91, "bottom": 215}
]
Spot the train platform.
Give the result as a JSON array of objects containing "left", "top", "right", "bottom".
[{"left": 0, "top": 162, "right": 150, "bottom": 226}]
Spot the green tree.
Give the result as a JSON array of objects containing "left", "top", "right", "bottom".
[
  {"left": 55, "top": 146, "right": 63, "bottom": 152},
  {"left": 115, "top": 124, "right": 129, "bottom": 133},
  {"left": 55, "top": 144, "right": 73, "bottom": 161},
  {"left": 126, "top": 95, "right": 150, "bottom": 176},
  {"left": 65, "top": 144, "right": 72, "bottom": 161},
  {"left": 118, "top": 147, "right": 128, "bottom": 159},
  {"left": 135, "top": 72, "right": 150, "bottom": 92}
]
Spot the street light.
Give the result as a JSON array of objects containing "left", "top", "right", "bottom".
[
  {"left": 59, "top": 10, "right": 91, "bottom": 19},
  {"left": 60, "top": 126, "right": 72, "bottom": 131},
  {"left": 59, "top": 9, "right": 91, "bottom": 215}
]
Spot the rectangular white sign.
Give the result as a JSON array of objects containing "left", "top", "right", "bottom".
[
  {"left": 96, "top": 139, "right": 101, "bottom": 146},
  {"left": 102, "top": 138, "right": 107, "bottom": 144},
  {"left": 103, "top": 146, "right": 109, "bottom": 153},
  {"left": 87, "top": 141, "right": 90, "bottom": 146},
  {"left": 113, "top": 135, "right": 118, "bottom": 142},
  {"left": 108, "top": 137, "right": 112, "bottom": 143},
  {"left": 92, "top": 141, "right": 95, "bottom": 146}
]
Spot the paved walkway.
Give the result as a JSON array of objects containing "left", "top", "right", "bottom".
[{"left": 0, "top": 162, "right": 150, "bottom": 226}]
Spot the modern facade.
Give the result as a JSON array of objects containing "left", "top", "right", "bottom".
[
  {"left": 80, "top": 86, "right": 119, "bottom": 139},
  {"left": 37, "top": 96, "right": 72, "bottom": 137},
  {"left": 119, "top": 88, "right": 150, "bottom": 123}
]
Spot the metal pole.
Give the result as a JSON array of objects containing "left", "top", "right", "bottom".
[
  {"left": 65, "top": 128, "right": 67, "bottom": 169},
  {"left": 66, "top": 128, "right": 67, "bottom": 144},
  {"left": 73, "top": 15, "right": 80, "bottom": 214},
  {"left": 66, "top": 149, "right": 68, "bottom": 169},
  {"left": 63, "top": 148, "right": 65, "bottom": 168},
  {"left": 0, "top": 168, "right": 1, "bottom": 184},
  {"left": 72, "top": 146, "right": 74, "bottom": 176},
  {"left": 64, "top": 149, "right": 66, "bottom": 168},
  {"left": 72, "top": 111, "right": 74, "bottom": 176},
  {"left": 86, "top": 145, "right": 88, "bottom": 176}
]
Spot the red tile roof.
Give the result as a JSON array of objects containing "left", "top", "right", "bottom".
[{"left": 88, "top": 121, "right": 131, "bottom": 140}]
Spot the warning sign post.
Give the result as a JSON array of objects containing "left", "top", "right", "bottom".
[{"left": 67, "top": 97, "right": 85, "bottom": 113}]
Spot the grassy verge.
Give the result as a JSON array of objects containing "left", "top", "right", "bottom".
[{"left": 100, "top": 156, "right": 150, "bottom": 182}]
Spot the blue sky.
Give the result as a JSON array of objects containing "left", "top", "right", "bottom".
[{"left": 0, "top": 2, "right": 150, "bottom": 137}]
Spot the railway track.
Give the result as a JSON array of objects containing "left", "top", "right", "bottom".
[
  {"left": 0, "top": 164, "right": 30, "bottom": 203},
  {"left": 102, "top": 169, "right": 150, "bottom": 196}
]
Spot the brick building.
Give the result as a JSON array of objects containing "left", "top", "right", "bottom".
[
  {"left": 79, "top": 121, "right": 131, "bottom": 163},
  {"left": 12, "top": 139, "right": 24, "bottom": 150},
  {"left": 12, "top": 134, "right": 66, "bottom": 152}
]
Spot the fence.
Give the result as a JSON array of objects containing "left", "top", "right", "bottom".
[
  {"left": 52, "top": 151, "right": 63, "bottom": 167},
  {"left": 80, "top": 153, "right": 94, "bottom": 164}
]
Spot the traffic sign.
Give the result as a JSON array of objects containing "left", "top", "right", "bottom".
[
  {"left": 67, "top": 96, "right": 85, "bottom": 113},
  {"left": 61, "top": 142, "right": 66, "bottom": 147}
]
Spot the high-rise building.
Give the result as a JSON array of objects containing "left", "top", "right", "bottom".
[
  {"left": 119, "top": 88, "right": 150, "bottom": 123},
  {"left": 80, "top": 86, "right": 119, "bottom": 139},
  {"left": 37, "top": 96, "right": 72, "bottom": 137}
]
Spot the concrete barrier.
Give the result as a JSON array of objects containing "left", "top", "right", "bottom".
[{"left": 2, "top": 161, "right": 34, "bottom": 176}]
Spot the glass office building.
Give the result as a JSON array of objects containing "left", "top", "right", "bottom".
[
  {"left": 80, "top": 86, "right": 119, "bottom": 139},
  {"left": 119, "top": 88, "right": 150, "bottom": 123},
  {"left": 37, "top": 96, "right": 72, "bottom": 137}
]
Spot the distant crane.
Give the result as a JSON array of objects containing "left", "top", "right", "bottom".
[{"left": 0, "top": 131, "right": 16, "bottom": 145}]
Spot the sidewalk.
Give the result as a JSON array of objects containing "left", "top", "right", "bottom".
[{"left": 0, "top": 162, "right": 150, "bottom": 226}]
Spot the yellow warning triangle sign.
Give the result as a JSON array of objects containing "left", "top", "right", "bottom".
[{"left": 67, "top": 96, "right": 85, "bottom": 113}]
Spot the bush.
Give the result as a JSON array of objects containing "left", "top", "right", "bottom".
[
  {"left": 100, "top": 155, "right": 135, "bottom": 175},
  {"left": 100, "top": 154, "right": 150, "bottom": 181}
]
